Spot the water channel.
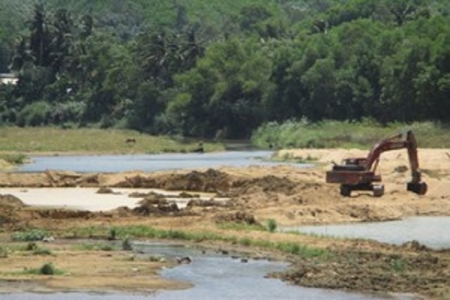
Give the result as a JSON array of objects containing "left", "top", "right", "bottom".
[
  {"left": 284, "top": 216, "right": 450, "bottom": 250},
  {"left": 1, "top": 243, "right": 413, "bottom": 300},
  {"left": 17, "top": 151, "right": 312, "bottom": 173}
]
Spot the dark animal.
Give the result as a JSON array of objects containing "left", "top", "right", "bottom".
[{"left": 125, "top": 138, "right": 136, "bottom": 144}]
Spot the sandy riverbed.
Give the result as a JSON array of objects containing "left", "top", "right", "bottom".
[{"left": 0, "top": 148, "right": 449, "bottom": 299}]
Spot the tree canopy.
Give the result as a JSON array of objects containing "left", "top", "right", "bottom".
[{"left": 0, "top": 0, "right": 449, "bottom": 138}]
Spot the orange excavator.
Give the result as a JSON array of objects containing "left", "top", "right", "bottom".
[{"left": 326, "top": 130, "right": 427, "bottom": 197}]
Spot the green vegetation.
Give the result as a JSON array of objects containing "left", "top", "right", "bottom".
[
  {"left": 122, "top": 238, "right": 133, "bottom": 251},
  {"left": 0, "top": 153, "right": 27, "bottom": 164},
  {"left": 23, "top": 262, "right": 63, "bottom": 275},
  {"left": 0, "top": 127, "right": 223, "bottom": 154},
  {"left": 391, "top": 258, "right": 407, "bottom": 273},
  {"left": 217, "top": 222, "right": 266, "bottom": 231},
  {"left": 0, "top": 0, "right": 449, "bottom": 141},
  {"left": 252, "top": 120, "right": 450, "bottom": 149},
  {"left": 74, "top": 242, "right": 116, "bottom": 251},
  {"left": 12, "top": 229, "right": 48, "bottom": 242},
  {"left": 266, "top": 219, "right": 278, "bottom": 233},
  {"left": 67, "top": 224, "right": 332, "bottom": 259},
  {"left": 0, "top": 246, "right": 7, "bottom": 258}
]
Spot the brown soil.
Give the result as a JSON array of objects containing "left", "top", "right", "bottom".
[{"left": 0, "top": 148, "right": 449, "bottom": 299}]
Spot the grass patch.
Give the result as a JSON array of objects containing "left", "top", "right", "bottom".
[
  {"left": 67, "top": 225, "right": 332, "bottom": 259},
  {"left": 217, "top": 222, "right": 266, "bottom": 231},
  {"left": 391, "top": 258, "right": 407, "bottom": 273},
  {"left": 32, "top": 248, "right": 53, "bottom": 256},
  {"left": 252, "top": 119, "right": 450, "bottom": 149},
  {"left": 0, "top": 246, "right": 7, "bottom": 258},
  {"left": 0, "top": 153, "right": 27, "bottom": 164},
  {"left": 12, "top": 229, "right": 48, "bottom": 242},
  {"left": 0, "top": 127, "right": 224, "bottom": 154},
  {"left": 74, "top": 242, "right": 117, "bottom": 251}
]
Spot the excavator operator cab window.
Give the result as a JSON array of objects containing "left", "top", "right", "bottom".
[{"left": 342, "top": 158, "right": 366, "bottom": 166}]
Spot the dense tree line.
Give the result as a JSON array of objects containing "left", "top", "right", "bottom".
[{"left": 0, "top": 0, "right": 449, "bottom": 139}]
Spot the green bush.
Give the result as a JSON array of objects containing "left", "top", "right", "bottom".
[
  {"left": 40, "top": 263, "right": 56, "bottom": 275},
  {"left": 16, "top": 101, "right": 52, "bottom": 127},
  {"left": 266, "top": 219, "right": 278, "bottom": 232},
  {"left": 0, "top": 153, "right": 27, "bottom": 164}
]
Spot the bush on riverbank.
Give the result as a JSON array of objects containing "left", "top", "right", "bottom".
[{"left": 251, "top": 120, "right": 449, "bottom": 149}]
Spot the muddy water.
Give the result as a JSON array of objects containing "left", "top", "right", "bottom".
[
  {"left": 287, "top": 216, "right": 450, "bottom": 249},
  {"left": 1, "top": 243, "right": 413, "bottom": 300},
  {"left": 18, "top": 151, "right": 312, "bottom": 173}
]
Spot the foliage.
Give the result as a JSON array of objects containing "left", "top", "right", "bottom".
[
  {"left": 252, "top": 120, "right": 450, "bottom": 149},
  {"left": 0, "top": 153, "right": 27, "bottom": 164},
  {"left": 1, "top": 0, "right": 450, "bottom": 139},
  {"left": 67, "top": 224, "right": 332, "bottom": 259},
  {"left": 12, "top": 229, "right": 48, "bottom": 241},
  {"left": 266, "top": 219, "right": 278, "bottom": 233},
  {"left": 23, "top": 262, "right": 63, "bottom": 275}
]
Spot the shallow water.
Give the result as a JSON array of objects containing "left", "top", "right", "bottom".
[
  {"left": 285, "top": 216, "right": 450, "bottom": 249},
  {"left": 17, "top": 151, "right": 312, "bottom": 173},
  {"left": 0, "top": 243, "right": 412, "bottom": 300}
]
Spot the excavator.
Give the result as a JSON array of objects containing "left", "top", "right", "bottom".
[{"left": 326, "top": 130, "right": 427, "bottom": 197}]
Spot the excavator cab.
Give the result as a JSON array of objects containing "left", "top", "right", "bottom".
[{"left": 332, "top": 158, "right": 367, "bottom": 171}]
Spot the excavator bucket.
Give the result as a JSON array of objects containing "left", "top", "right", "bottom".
[{"left": 407, "top": 182, "right": 427, "bottom": 195}]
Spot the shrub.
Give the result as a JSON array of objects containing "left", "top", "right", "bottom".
[
  {"left": 266, "top": 219, "right": 278, "bottom": 232},
  {"left": 16, "top": 101, "right": 52, "bottom": 126},
  {"left": 122, "top": 238, "right": 133, "bottom": 251},
  {"left": 40, "top": 263, "right": 56, "bottom": 275}
]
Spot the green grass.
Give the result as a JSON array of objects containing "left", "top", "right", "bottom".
[
  {"left": 0, "top": 126, "right": 224, "bottom": 154},
  {"left": 66, "top": 225, "right": 332, "bottom": 259},
  {"left": 11, "top": 229, "right": 48, "bottom": 242},
  {"left": 0, "top": 246, "right": 7, "bottom": 258},
  {"left": 252, "top": 119, "right": 450, "bottom": 149},
  {"left": 391, "top": 258, "right": 407, "bottom": 273},
  {"left": 217, "top": 222, "right": 266, "bottom": 231},
  {"left": 73, "top": 242, "right": 117, "bottom": 251},
  {"left": 0, "top": 153, "right": 27, "bottom": 164}
]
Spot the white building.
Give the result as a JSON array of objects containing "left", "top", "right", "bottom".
[{"left": 0, "top": 73, "right": 18, "bottom": 85}]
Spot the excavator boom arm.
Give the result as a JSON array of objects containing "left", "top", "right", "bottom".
[{"left": 364, "top": 130, "right": 421, "bottom": 183}]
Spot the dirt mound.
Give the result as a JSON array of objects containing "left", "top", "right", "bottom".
[
  {"left": 0, "top": 194, "right": 26, "bottom": 208},
  {"left": 34, "top": 209, "right": 93, "bottom": 219},
  {"left": 132, "top": 194, "right": 182, "bottom": 216},
  {"left": 278, "top": 249, "right": 448, "bottom": 295},
  {"left": 214, "top": 211, "right": 259, "bottom": 225},
  {"left": 160, "top": 169, "right": 231, "bottom": 192},
  {"left": 111, "top": 169, "right": 231, "bottom": 193},
  {"left": 231, "top": 175, "right": 297, "bottom": 196},
  {"left": 0, "top": 195, "right": 28, "bottom": 228}
]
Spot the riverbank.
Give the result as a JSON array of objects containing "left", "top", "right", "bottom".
[{"left": 0, "top": 148, "right": 449, "bottom": 299}]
